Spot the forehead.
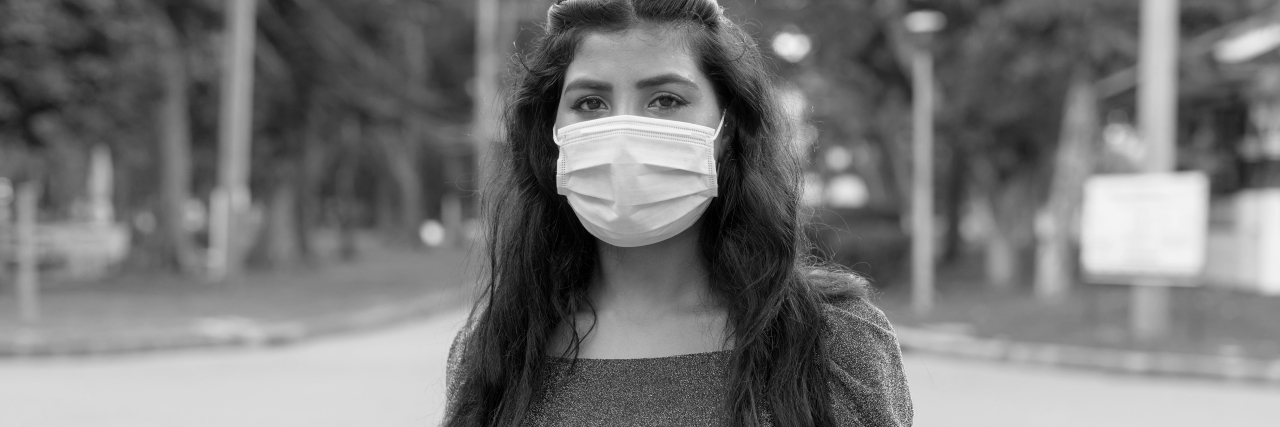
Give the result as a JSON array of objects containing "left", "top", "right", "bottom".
[{"left": 565, "top": 25, "right": 704, "bottom": 85}]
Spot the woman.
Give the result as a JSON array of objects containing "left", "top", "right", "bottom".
[{"left": 446, "top": 0, "right": 912, "bottom": 425}]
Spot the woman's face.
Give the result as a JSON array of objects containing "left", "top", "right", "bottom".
[{"left": 555, "top": 25, "right": 724, "bottom": 154}]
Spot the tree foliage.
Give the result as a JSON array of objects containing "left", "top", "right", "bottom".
[
  {"left": 0, "top": 0, "right": 478, "bottom": 270},
  {"left": 3, "top": 0, "right": 1272, "bottom": 272},
  {"left": 722, "top": 0, "right": 1270, "bottom": 283}
]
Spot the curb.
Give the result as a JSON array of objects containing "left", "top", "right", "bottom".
[
  {"left": 0, "top": 286, "right": 473, "bottom": 358},
  {"left": 895, "top": 326, "right": 1280, "bottom": 384}
]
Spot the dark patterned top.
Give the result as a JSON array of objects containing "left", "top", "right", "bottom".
[{"left": 445, "top": 297, "right": 913, "bottom": 426}]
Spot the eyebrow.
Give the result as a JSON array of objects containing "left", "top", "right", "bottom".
[
  {"left": 562, "top": 79, "right": 612, "bottom": 94},
  {"left": 561, "top": 73, "right": 699, "bottom": 94},
  {"left": 635, "top": 73, "right": 698, "bottom": 90}
]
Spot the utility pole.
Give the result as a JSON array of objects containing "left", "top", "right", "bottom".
[
  {"left": 1133, "top": 0, "right": 1180, "bottom": 340},
  {"left": 403, "top": 1, "right": 428, "bottom": 248},
  {"left": 462, "top": 0, "right": 505, "bottom": 246},
  {"left": 905, "top": 10, "right": 946, "bottom": 315},
  {"left": 472, "top": 0, "right": 500, "bottom": 171},
  {"left": 209, "top": 0, "right": 258, "bottom": 282}
]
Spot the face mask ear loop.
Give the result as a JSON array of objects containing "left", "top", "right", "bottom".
[{"left": 710, "top": 112, "right": 727, "bottom": 141}]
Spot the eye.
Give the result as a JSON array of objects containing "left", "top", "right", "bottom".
[
  {"left": 571, "top": 96, "right": 608, "bottom": 112},
  {"left": 648, "top": 93, "right": 687, "bottom": 110}
]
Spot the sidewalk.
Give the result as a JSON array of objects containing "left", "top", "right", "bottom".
[{"left": 0, "top": 245, "right": 478, "bottom": 357}]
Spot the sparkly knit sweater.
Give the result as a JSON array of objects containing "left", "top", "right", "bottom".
[{"left": 445, "top": 296, "right": 913, "bottom": 426}]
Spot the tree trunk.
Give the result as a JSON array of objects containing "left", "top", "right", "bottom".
[
  {"left": 974, "top": 159, "right": 1039, "bottom": 291},
  {"left": 867, "top": 131, "right": 907, "bottom": 210},
  {"left": 154, "top": 13, "right": 199, "bottom": 274},
  {"left": 335, "top": 115, "right": 362, "bottom": 260},
  {"left": 264, "top": 175, "right": 299, "bottom": 267},
  {"left": 873, "top": 0, "right": 915, "bottom": 77},
  {"left": 986, "top": 225, "right": 1020, "bottom": 290},
  {"left": 293, "top": 109, "right": 324, "bottom": 264},
  {"left": 335, "top": 153, "right": 360, "bottom": 260},
  {"left": 971, "top": 187, "right": 1019, "bottom": 290},
  {"left": 942, "top": 144, "right": 967, "bottom": 264},
  {"left": 375, "top": 126, "right": 423, "bottom": 247},
  {"left": 1035, "top": 70, "right": 1098, "bottom": 302},
  {"left": 375, "top": 166, "right": 398, "bottom": 240}
]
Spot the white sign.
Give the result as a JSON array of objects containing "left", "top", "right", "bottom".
[{"left": 1080, "top": 172, "right": 1209, "bottom": 281}]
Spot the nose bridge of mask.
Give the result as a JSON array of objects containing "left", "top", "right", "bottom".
[
  {"left": 554, "top": 114, "right": 720, "bottom": 196},
  {"left": 554, "top": 115, "right": 719, "bottom": 146},
  {"left": 562, "top": 122, "right": 715, "bottom": 174}
]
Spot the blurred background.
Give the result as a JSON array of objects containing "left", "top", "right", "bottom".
[{"left": 1, "top": 0, "right": 1279, "bottom": 425}]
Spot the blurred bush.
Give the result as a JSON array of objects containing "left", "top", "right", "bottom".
[{"left": 806, "top": 207, "right": 909, "bottom": 288}]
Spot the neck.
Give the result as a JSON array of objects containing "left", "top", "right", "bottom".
[{"left": 592, "top": 224, "right": 714, "bottom": 315}]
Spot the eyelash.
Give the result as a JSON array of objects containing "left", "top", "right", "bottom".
[
  {"left": 649, "top": 94, "right": 687, "bottom": 110},
  {"left": 571, "top": 96, "right": 607, "bottom": 112},
  {"left": 569, "top": 94, "right": 689, "bottom": 112}
]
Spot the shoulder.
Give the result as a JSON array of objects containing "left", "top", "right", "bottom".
[
  {"left": 819, "top": 295, "right": 896, "bottom": 346},
  {"left": 819, "top": 296, "right": 914, "bottom": 426},
  {"left": 446, "top": 321, "right": 471, "bottom": 379},
  {"left": 445, "top": 313, "right": 479, "bottom": 413}
]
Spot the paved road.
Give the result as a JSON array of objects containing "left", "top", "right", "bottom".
[
  {"left": 1, "top": 308, "right": 1275, "bottom": 426},
  {"left": 0, "top": 309, "right": 468, "bottom": 427},
  {"left": 906, "top": 350, "right": 1278, "bottom": 427}
]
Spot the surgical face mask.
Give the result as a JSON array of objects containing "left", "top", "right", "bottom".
[{"left": 554, "top": 114, "right": 724, "bottom": 247}]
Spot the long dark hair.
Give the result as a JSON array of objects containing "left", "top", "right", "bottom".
[{"left": 447, "top": 0, "right": 866, "bottom": 425}]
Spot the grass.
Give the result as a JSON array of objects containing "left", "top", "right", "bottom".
[
  {"left": 874, "top": 255, "right": 1280, "bottom": 360},
  {"left": 7, "top": 238, "right": 1277, "bottom": 361},
  {"left": 0, "top": 240, "right": 478, "bottom": 348}
]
